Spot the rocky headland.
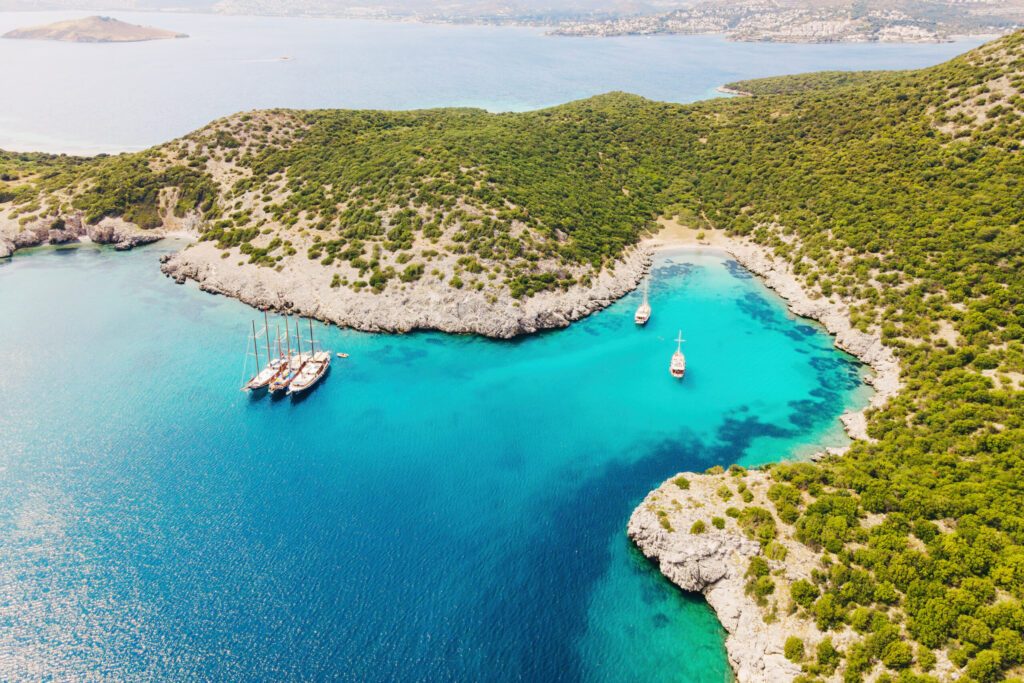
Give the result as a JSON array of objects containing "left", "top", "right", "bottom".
[{"left": 159, "top": 239, "right": 651, "bottom": 338}]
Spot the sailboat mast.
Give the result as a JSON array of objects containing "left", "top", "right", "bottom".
[
  {"left": 285, "top": 316, "right": 292, "bottom": 360},
  {"left": 251, "top": 320, "right": 260, "bottom": 369},
  {"left": 264, "top": 311, "right": 272, "bottom": 361},
  {"left": 295, "top": 319, "right": 302, "bottom": 358},
  {"left": 276, "top": 325, "right": 282, "bottom": 359},
  {"left": 308, "top": 318, "right": 315, "bottom": 355}
]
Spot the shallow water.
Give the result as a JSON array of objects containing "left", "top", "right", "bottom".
[
  {"left": 0, "top": 243, "right": 869, "bottom": 679},
  {"left": 0, "top": 11, "right": 984, "bottom": 153}
]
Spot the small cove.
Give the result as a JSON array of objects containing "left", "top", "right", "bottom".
[{"left": 0, "top": 244, "right": 870, "bottom": 680}]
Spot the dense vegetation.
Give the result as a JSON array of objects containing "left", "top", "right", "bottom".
[{"left": 3, "top": 29, "right": 1024, "bottom": 681}]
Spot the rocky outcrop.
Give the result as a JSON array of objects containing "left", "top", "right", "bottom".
[
  {"left": 629, "top": 471, "right": 835, "bottom": 683},
  {"left": 160, "top": 240, "right": 653, "bottom": 338},
  {"left": 0, "top": 212, "right": 170, "bottom": 258},
  {"left": 85, "top": 216, "right": 161, "bottom": 250}
]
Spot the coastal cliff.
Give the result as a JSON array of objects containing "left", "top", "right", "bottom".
[{"left": 630, "top": 472, "right": 807, "bottom": 683}]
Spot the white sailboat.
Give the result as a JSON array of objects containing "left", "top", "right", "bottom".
[
  {"left": 269, "top": 315, "right": 308, "bottom": 394},
  {"left": 634, "top": 280, "right": 651, "bottom": 326},
  {"left": 288, "top": 318, "right": 331, "bottom": 396},
  {"left": 670, "top": 330, "right": 686, "bottom": 379},
  {"left": 243, "top": 311, "right": 286, "bottom": 392}
]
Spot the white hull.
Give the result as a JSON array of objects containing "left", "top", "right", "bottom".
[
  {"left": 287, "top": 351, "right": 331, "bottom": 395},
  {"left": 244, "top": 358, "right": 285, "bottom": 391},
  {"left": 269, "top": 353, "right": 310, "bottom": 394},
  {"left": 670, "top": 350, "right": 686, "bottom": 379}
]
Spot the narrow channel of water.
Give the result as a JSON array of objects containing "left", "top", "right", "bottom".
[{"left": 0, "top": 244, "right": 869, "bottom": 680}]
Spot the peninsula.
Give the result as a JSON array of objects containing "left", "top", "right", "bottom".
[
  {"left": 2, "top": 30, "right": 1023, "bottom": 682},
  {"left": 2, "top": 16, "right": 188, "bottom": 43}
]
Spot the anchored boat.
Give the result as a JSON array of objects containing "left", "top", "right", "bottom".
[
  {"left": 269, "top": 316, "right": 309, "bottom": 395},
  {"left": 288, "top": 319, "right": 331, "bottom": 396},
  {"left": 634, "top": 280, "right": 651, "bottom": 325},
  {"left": 670, "top": 330, "right": 686, "bottom": 379},
  {"left": 243, "top": 312, "right": 286, "bottom": 392}
]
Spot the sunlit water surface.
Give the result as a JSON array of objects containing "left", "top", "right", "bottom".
[
  {"left": 0, "top": 243, "right": 870, "bottom": 679},
  {"left": 0, "top": 10, "right": 984, "bottom": 153}
]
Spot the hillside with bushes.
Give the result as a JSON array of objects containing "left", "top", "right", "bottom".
[{"left": 2, "top": 29, "right": 1024, "bottom": 681}]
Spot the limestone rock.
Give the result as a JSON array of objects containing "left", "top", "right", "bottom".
[
  {"left": 628, "top": 472, "right": 804, "bottom": 683},
  {"left": 160, "top": 241, "right": 653, "bottom": 338}
]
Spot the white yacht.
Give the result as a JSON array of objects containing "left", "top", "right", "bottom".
[
  {"left": 243, "top": 312, "right": 286, "bottom": 392},
  {"left": 634, "top": 280, "right": 651, "bottom": 326},
  {"left": 670, "top": 330, "right": 686, "bottom": 379},
  {"left": 288, "top": 319, "right": 331, "bottom": 395}
]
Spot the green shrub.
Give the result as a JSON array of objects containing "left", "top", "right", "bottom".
[{"left": 784, "top": 636, "right": 805, "bottom": 662}]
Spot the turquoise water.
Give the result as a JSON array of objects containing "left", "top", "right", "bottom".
[
  {"left": 0, "top": 243, "right": 869, "bottom": 679},
  {"left": 0, "top": 10, "right": 984, "bottom": 154}
]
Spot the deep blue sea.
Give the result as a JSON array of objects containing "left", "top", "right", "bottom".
[
  {"left": 0, "top": 11, "right": 984, "bottom": 154},
  {"left": 0, "top": 243, "right": 870, "bottom": 679}
]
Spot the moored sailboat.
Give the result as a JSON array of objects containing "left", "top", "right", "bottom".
[
  {"left": 288, "top": 318, "right": 331, "bottom": 395},
  {"left": 670, "top": 330, "right": 686, "bottom": 379},
  {"left": 243, "top": 312, "right": 286, "bottom": 392},
  {"left": 269, "top": 316, "right": 309, "bottom": 394},
  {"left": 634, "top": 280, "right": 651, "bottom": 325}
]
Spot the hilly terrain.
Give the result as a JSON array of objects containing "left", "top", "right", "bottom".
[{"left": 2, "top": 29, "right": 1023, "bottom": 681}]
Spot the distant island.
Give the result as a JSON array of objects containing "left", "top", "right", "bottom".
[{"left": 2, "top": 16, "right": 188, "bottom": 43}]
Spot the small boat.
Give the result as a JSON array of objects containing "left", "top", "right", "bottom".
[
  {"left": 243, "top": 312, "right": 286, "bottom": 392},
  {"left": 670, "top": 330, "right": 686, "bottom": 379},
  {"left": 336, "top": 352, "right": 348, "bottom": 359},
  {"left": 288, "top": 319, "right": 331, "bottom": 395},
  {"left": 634, "top": 280, "right": 651, "bottom": 325}
]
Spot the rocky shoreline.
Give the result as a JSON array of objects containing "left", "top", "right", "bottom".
[
  {"left": 159, "top": 239, "right": 653, "bottom": 339},
  {"left": 630, "top": 233, "right": 903, "bottom": 683},
  {"left": 0, "top": 213, "right": 167, "bottom": 258}
]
